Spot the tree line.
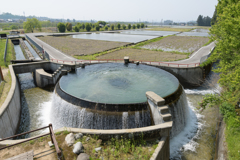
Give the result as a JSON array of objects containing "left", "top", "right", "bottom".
[
  {"left": 197, "top": 15, "right": 212, "bottom": 26},
  {"left": 57, "top": 21, "right": 146, "bottom": 33}
]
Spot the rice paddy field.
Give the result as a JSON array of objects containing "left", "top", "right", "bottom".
[
  {"left": 141, "top": 36, "right": 209, "bottom": 53},
  {"left": 96, "top": 48, "right": 187, "bottom": 61},
  {"left": 38, "top": 36, "right": 130, "bottom": 56}
]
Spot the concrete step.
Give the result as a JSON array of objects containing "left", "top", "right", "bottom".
[
  {"left": 158, "top": 106, "right": 169, "bottom": 114},
  {"left": 162, "top": 113, "right": 172, "bottom": 122}
]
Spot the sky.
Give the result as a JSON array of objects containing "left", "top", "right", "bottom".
[{"left": 0, "top": 0, "right": 218, "bottom": 22}]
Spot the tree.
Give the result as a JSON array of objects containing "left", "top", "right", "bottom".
[
  {"left": 211, "top": 7, "right": 217, "bottom": 25},
  {"left": 104, "top": 26, "right": 108, "bottom": 30},
  {"left": 128, "top": 24, "right": 131, "bottom": 29},
  {"left": 98, "top": 21, "right": 106, "bottom": 26},
  {"left": 95, "top": 23, "right": 100, "bottom": 31},
  {"left": 141, "top": 23, "right": 145, "bottom": 28},
  {"left": 82, "top": 23, "right": 85, "bottom": 30},
  {"left": 66, "top": 22, "right": 72, "bottom": 31},
  {"left": 117, "top": 23, "right": 121, "bottom": 30},
  {"left": 197, "top": 15, "right": 204, "bottom": 26},
  {"left": 133, "top": 24, "right": 136, "bottom": 29},
  {"left": 122, "top": 24, "right": 126, "bottom": 30},
  {"left": 111, "top": 24, "right": 114, "bottom": 30},
  {"left": 74, "top": 26, "right": 79, "bottom": 32},
  {"left": 85, "top": 23, "right": 92, "bottom": 32},
  {"left": 11, "top": 25, "right": 18, "bottom": 30},
  {"left": 23, "top": 18, "right": 42, "bottom": 33},
  {"left": 57, "top": 23, "right": 66, "bottom": 33},
  {"left": 137, "top": 24, "right": 140, "bottom": 29}
]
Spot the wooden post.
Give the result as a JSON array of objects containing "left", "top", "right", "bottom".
[{"left": 0, "top": 66, "right": 4, "bottom": 81}]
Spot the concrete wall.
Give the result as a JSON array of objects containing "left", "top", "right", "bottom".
[
  {"left": 0, "top": 65, "right": 21, "bottom": 139},
  {"left": 35, "top": 69, "right": 54, "bottom": 88},
  {"left": 150, "top": 136, "right": 170, "bottom": 160},
  {"left": 150, "top": 65, "right": 205, "bottom": 88}
]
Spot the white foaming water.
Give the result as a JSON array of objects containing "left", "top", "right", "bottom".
[
  {"left": 51, "top": 93, "right": 151, "bottom": 130},
  {"left": 169, "top": 87, "right": 218, "bottom": 159},
  {"left": 147, "top": 99, "right": 164, "bottom": 125},
  {"left": 170, "top": 97, "right": 204, "bottom": 159}
]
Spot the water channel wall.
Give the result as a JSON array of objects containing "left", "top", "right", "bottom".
[
  {"left": 0, "top": 65, "right": 21, "bottom": 139},
  {"left": 3, "top": 38, "right": 8, "bottom": 62},
  {"left": 148, "top": 64, "right": 212, "bottom": 88}
]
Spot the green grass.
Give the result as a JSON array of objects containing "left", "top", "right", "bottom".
[
  {"left": 225, "top": 116, "right": 240, "bottom": 159},
  {"left": 132, "top": 36, "right": 169, "bottom": 49},
  {"left": 0, "top": 39, "right": 15, "bottom": 67}
]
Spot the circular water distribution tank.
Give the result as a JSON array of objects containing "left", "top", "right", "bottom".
[{"left": 53, "top": 63, "right": 180, "bottom": 130}]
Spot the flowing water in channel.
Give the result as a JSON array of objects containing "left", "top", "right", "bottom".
[{"left": 14, "top": 43, "right": 219, "bottom": 159}]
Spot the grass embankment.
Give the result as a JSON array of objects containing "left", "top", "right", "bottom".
[
  {"left": 0, "top": 39, "right": 15, "bottom": 108},
  {"left": 0, "top": 131, "right": 158, "bottom": 160},
  {"left": 147, "top": 27, "right": 193, "bottom": 32}
]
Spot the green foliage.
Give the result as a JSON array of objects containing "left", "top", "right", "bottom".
[
  {"left": 201, "top": 1, "right": 240, "bottom": 158},
  {"left": 122, "top": 24, "right": 126, "bottom": 30},
  {"left": 132, "top": 24, "right": 136, "bottom": 29},
  {"left": 117, "top": 23, "right": 121, "bottom": 30},
  {"left": 141, "top": 23, "right": 145, "bottom": 28},
  {"left": 82, "top": 23, "right": 85, "bottom": 30},
  {"left": 57, "top": 22, "right": 66, "bottom": 33},
  {"left": 128, "top": 24, "right": 131, "bottom": 29},
  {"left": 104, "top": 26, "right": 108, "bottom": 31},
  {"left": 110, "top": 24, "right": 114, "bottom": 30},
  {"left": 95, "top": 23, "right": 100, "bottom": 31},
  {"left": 74, "top": 26, "right": 79, "bottom": 32},
  {"left": 137, "top": 24, "right": 140, "bottom": 29},
  {"left": 66, "top": 22, "right": 72, "bottom": 31},
  {"left": 197, "top": 15, "right": 212, "bottom": 26},
  {"left": 11, "top": 25, "right": 18, "bottom": 30},
  {"left": 211, "top": 7, "right": 217, "bottom": 25},
  {"left": 85, "top": 23, "right": 92, "bottom": 32},
  {"left": 23, "top": 18, "right": 42, "bottom": 33},
  {"left": 98, "top": 21, "right": 106, "bottom": 26}
]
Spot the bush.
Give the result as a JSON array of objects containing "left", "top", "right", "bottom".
[
  {"left": 66, "top": 22, "right": 72, "bottom": 31},
  {"left": 104, "top": 26, "right": 108, "bottom": 30},
  {"left": 82, "top": 23, "right": 85, "bottom": 30},
  {"left": 137, "top": 24, "right": 140, "bottom": 29},
  {"left": 117, "top": 23, "right": 121, "bottom": 30},
  {"left": 74, "top": 26, "right": 79, "bottom": 32},
  {"left": 128, "top": 24, "right": 131, "bottom": 29},
  {"left": 141, "top": 23, "right": 145, "bottom": 28},
  {"left": 85, "top": 23, "right": 92, "bottom": 32},
  {"left": 111, "top": 24, "right": 114, "bottom": 30},
  {"left": 122, "top": 24, "right": 126, "bottom": 30},
  {"left": 133, "top": 24, "right": 136, "bottom": 29},
  {"left": 95, "top": 24, "right": 100, "bottom": 31},
  {"left": 57, "top": 23, "right": 65, "bottom": 33}
]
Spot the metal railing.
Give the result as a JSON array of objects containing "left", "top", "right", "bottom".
[
  {"left": 0, "top": 124, "right": 62, "bottom": 160},
  {"left": 50, "top": 58, "right": 200, "bottom": 68}
]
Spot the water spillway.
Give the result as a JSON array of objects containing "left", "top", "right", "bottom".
[{"left": 51, "top": 63, "right": 188, "bottom": 132}]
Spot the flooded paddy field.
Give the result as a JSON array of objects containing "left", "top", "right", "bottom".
[
  {"left": 97, "top": 48, "right": 187, "bottom": 61},
  {"left": 141, "top": 36, "right": 209, "bottom": 53},
  {"left": 38, "top": 36, "right": 130, "bottom": 56},
  {"left": 72, "top": 32, "right": 158, "bottom": 43},
  {"left": 120, "top": 30, "right": 179, "bottom": 36}
]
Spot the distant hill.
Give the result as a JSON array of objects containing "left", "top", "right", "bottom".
[{"left": 0, "top": 12, "right": 55, "bottom": 21}]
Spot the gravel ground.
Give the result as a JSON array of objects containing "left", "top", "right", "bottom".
[
  {"left": 97, "top": 48, "right": 187, "bottom": 61},
  {"left": 142, "top": 36, "right": 209, "bottom": 53},
  {"left": 38, "top": 36, "right": 130, "bottom": 56}
]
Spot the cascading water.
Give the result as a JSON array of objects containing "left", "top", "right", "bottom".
[
  {"left": 51, "top": 93, "right": 151, "bottom": 129},
  {"left": 168, "top": 91, "right": 189, "bottom": 138}
]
